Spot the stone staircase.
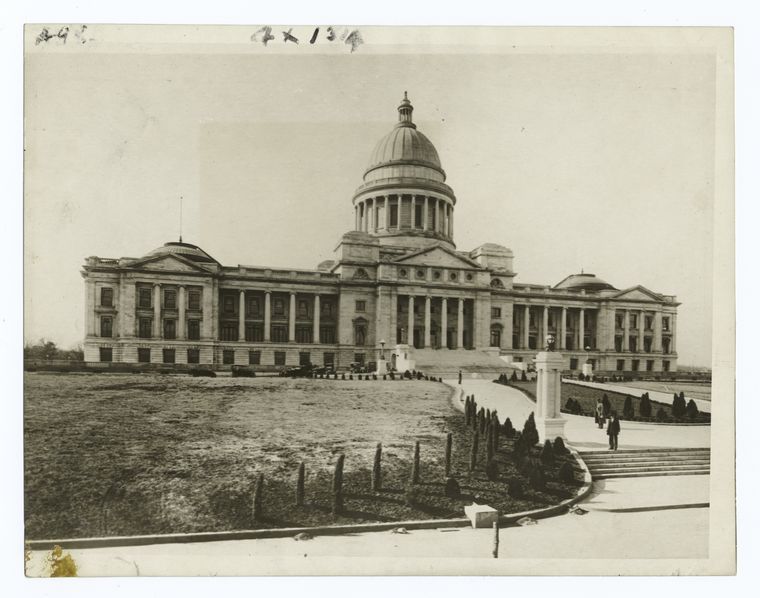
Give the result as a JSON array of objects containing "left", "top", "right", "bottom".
[
  {"left": 412, "top": 349, "right": 510, "bottom": 378},
  {"left": 579, "top": 448, "right": 710, "bottom": 480}
]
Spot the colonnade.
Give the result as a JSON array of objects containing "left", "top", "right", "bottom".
[{"left": 355, "top": 194, "right": 453, "bottom": 238}]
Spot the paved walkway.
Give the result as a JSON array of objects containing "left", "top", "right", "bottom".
[
  {"left": 453, "top": 379, "right": 711, "bottom": 451},
  {"left": 565, "top": 379, "right": 712, "bottom": 413}
]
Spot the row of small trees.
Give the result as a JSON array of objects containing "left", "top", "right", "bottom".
[{"left": 564, "top": 391, "right": 701, "bottom": 422}]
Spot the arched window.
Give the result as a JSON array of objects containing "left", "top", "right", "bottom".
[
  {"left": 490, "top": 323, "right": 503, "bottom": 348},
  {"left": 355, "top": 325, "right": 366, "bottom": 346},
  {"left": 490, "top": 278, "right": 504, "bottom": 288},
  {"left": 353, "top": 268, "right": 369, "bottom": 280}
]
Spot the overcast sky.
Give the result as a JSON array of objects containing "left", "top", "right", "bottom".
[{"left": 24, "top": 31, "right": 717, "bottom": 366}]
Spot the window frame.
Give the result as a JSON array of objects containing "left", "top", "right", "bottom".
[
  {"left": 100, "top": 316, "right": 113, "bottom": 338},
  {"left": 100, "top": 287, "right": 114, "bottom": 307}
]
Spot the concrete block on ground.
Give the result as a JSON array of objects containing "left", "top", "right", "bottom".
[{"left": 464, "top": 503, "right": 498, "bottom": 528}]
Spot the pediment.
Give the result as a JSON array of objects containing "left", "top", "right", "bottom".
[
  {"left": 393, "top": 246, "right": 480, "bottom": 270},
  {"left": 128, "top": 254, "right": 212, "bottom": 273},
  {"left": 612, "top": 286, "right": 663, "bottom": 302}
]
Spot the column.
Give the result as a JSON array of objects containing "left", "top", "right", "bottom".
[
  {"left": 560, "top": 307, "right": 567, "bottom": 350},
  {"left": 238, "top": 290, "right": 246, "bottom": 342},
  {"left": 637, "top": 309, "right": 645, "bottom": 351},
  {"left": 522, "top": 305, "right": 530, "bottom": 349},
  {"left": 264, "top": 291, "right": 271, "bottom": 341},
  {"left": 424, "top": 295, "right": 431, "bottom": 348},
  {"left": 654, "top": 311, "right": 663, "bottom": 351},
  {"left": 542, "top": 305, "right": 549, "bottom": 349},
  {"left": 178, "top": 286, "right": 186, "bottom": 340},
  {"left": 423, "top": 196, "right": 429, "bottom": 230},
  {"left": 288, "top": 292, "right": 296, "bottom": 342},
  {"left": 578, "top": 308, "right": 585, "bottom": 350},
  {"left": 450, "top": 204, "right": 454, "bottom": 239},
  {"left": 435, "top": 199, "right": 440, "bottom": 233},
  {"left": 457, "top": 297, "right": 464, "bottom": 349},
  {"left": 153, "top": 283, "right": 161, "bottom": 338},
  {"left": 410, "top": 195, "right": 416, "bottom": 228},
  {"left": 623, "top": 309, "right": 630, "bottom": 351},
  {"left": 441, "top": 297, "right": 448, "bottom": 349},
  {"left": 384, "top": 196, "right": 390, "bottom": 230},
  {"left": 447, "top": 205, "right": 453, "bottom": 237},
  {"left": 355, "top": 205, "right": 359, "bottom": 230},
  {"left": 671, "top": 315, "right": 677, "bottom": 353},
  {"left": 407, "top": 295, "right": 415, "bottom": 345},
  {"left": 363, "top": 201, "right": 369, "bottom": 232},
  {"left": 313, "top": 294, "right": 320, "bottom": 344}
]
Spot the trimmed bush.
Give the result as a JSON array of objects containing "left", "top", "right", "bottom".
[
  {"left": 553, "top": 436, "right": 568, "bottom": 455},
  {"left": 469, "top": 431, "right": 479, "bottom": 471},
  {"left": 332, "top": 454, "right": 345, "bottom": 515},
  {"left": 485, "top": 457, "right": 499, "bottom": 481},
  {"left": 510, "top": 371, "right": 518, "bottom": 382},
  {"left": 404, "top": 485, "right": 423, "bottom": 508},
  {"left": 623, "top": 395, "right": 634, "bottom": 420},
  {"left": 529, "top": 463, "right": 546, "bottom": 490},
  {"left": 602, "top": 394, "right": 611, "bottom": 417},
  {"left": 444, "top": 476, "right": 461, "bottom": 498},
  {"left": 411, "top": 441, "right": 421, "bottom": 484},
  {"left": 656, "top": 407, "right": 667, "bottom": 422},
  {"left": 252, "top": 473, "right": 264, "bottom": 522},
  {"left": 521, "top": 371, "right": 528, "bottom": 382},
  {"left": 444, "top": 432, "right": 453, "bottom": 477},
  {"left": 504, "top": 417, "right": 515, "bottom": 438},
  {"left": 372, "top": 443, "right": 382, "bottom": 491},
  {"left": 639, "top": 392, "right": 652, "bottom": 418},
  {"left": 686, "top": 399, "right": 699, "bottom": 420},
  {"left": 540, "top": 440, "right": 555, "bottom": 466},
  {"left": 558, "top": 461, "right": 575, "bottom": 484},
  {"left": 507, "top": 477, "right": 523, "bottom": 498},
  {"left": 295, "top": 462, "right": 305, "bottom": 506}
]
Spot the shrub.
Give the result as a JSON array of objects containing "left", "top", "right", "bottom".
[
  {"left": 404, "top": 485, "right": 423, "bottom": 508},
  {"left": 444, "top": 476, "right": 461, "bottom": 498},
  {"left": 295, "top": 462, "right": 305, "bottom": 506},
  {"left": 372, "top": 443, "right": 382, "bottom": 491},
  {"left": 672, "top": 392, "right": 686, "bottom": 418},
  {"left": 444, "top": 432, "right": 453, "bottom": 477},
  {"left": 485, "top": 457, "right": 499, "bottom": 481},
  {"left": 411, "top": 441, "right": 421, "bottom": 484},
  {"left": 529, "top": 464, "right": 546, "bottom": 489},
  {"left": 252, "top": 473, "right": 264, "bottom": 522},
  {"left": 656, "top": 407, "right": 667, "bottom": 422},
  {"left": 332, "top": 454, "right": 345, "bottom": 515},
  {"left": 623, "top": 395, "right": 634, "bottom": 420},
  {"left": 510, "top": 371, "right": 518, "bottom": 382},
  {"left": 540, "top": 441, "right": 555, "bottom": 466},
  {"left": 469, "top": 431, "right": 479, "bottom": 471},
  {"left": 507, "top": 477, "right": 523, "bottom": 498},
  {"left": 602, "top": 394, "right": 611, "bottom": 417},
  {"left": 553, "top": 436, "right": 568, "bottom": 455},
  {"left": 558, "top": 461, "right": 575, "bottom": 484},
  {"left": 686, "top": 399, "right": 699, "bottom": 420},
  {"left": 504, "top": 417, "right": 515, "bottom": 438},
  {"left": 389, "top": 372, "right": 395, "bottom": 380},
  {"left": 521, "top": 371, "right": 528, "bottom": 382},
  {"left": 342, "top": 373, "right": 346, "bottom": 380},
  {"left": 639, "top": 392, "right": 652, "bottom": 418}
]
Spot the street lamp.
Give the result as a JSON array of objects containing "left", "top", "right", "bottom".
[
  {"left": 546, "top": 334, "right": 556, "bottom": 352},
  {"left": 379, "top": 339, "right": 386, "bottom": 360}
]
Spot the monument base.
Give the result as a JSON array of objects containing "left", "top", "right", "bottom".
[
  {"left": 535, "top": 416, "right": 567, "bottom": 444},
  {"left": 375, "top": 359, "right": 388, "bottom": 376},
  {"left": 582, "top": 363, "right": 593, "bottom": 377}
]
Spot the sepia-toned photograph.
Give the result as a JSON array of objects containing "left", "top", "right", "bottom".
[{"left": 20, "top": 24, "right": 735, "bottom": 577}]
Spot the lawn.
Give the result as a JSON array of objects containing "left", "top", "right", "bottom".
[
  {"left": 25, "top": 373, "right": 579, "bottom": 540},
  {"left": 606, "top": 380, "right": 712, "bottom": 402}
]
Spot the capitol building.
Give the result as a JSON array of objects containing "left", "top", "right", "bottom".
[{"left": 81, "top": 94, "right": 679, "bottom": 374}]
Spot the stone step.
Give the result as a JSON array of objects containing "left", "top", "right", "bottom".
[
  {"left": 587, "top": 463, "right": 711, "bottom": 475},
  {"left": 579, "top": 447, "right": 710, "bottom": 456},
  {"left": 593, "top": 470, "right": 710, "bottom": 480},
  {"left": 582, "top": 455, "right": 711, "bottom": 464}
]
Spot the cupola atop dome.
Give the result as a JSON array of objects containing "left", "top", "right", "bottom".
[
  {"left": 554, "top": 272, "right": 616, "bottom": 292},
  {"left": 144, "top": 241, "right": 219, "bottom": 264},
  {"left": 352, "top": 94, "right": 458, "bottom": 251}
]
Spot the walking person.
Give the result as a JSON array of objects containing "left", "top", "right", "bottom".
[
  {"left": 458, "top": 369, "right": 462, "bottom": 385},
  {"left": 595, "top": 398, "right": 604, "bottom": 429},
  {"left": 607, "top": 411, "right": 621, "bottom": 450}
]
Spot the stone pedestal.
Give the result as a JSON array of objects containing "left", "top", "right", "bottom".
[
  {"left": 375, "top": 359, "right": 388, "bottom": 376},
  {"left": 464, "top": 503, "right": 499, "bottom": 528},
  {"left": 534, "top": 351, "right": 566, "bottom": 443},
  {"left": 582, "top": 362, "right": 594, "bottom": 377},
  {"left": 391, "top": 344, "right": 416, "bottom": 372}
]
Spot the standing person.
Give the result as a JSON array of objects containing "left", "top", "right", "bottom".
[
  {"left": 458, "top": 370, "right": 462, "bottom": 385},
  {"left": 607, "top": 412, "right": 621, "bottom": 450},
  {"left": 595, "top": 398, "right": 604, "bottom": 429}
]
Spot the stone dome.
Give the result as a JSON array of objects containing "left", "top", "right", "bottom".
[
  {"left": 554, "top": 273, "right": 616, "bottom": 292},
  {"left": 144, "top": 241, "right": 219, "bottom": 264},
  {"left": 362, "top": 93, "right": 446, "bottom": 182}
]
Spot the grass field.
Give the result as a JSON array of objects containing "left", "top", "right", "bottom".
[{"left": 25, "top": 373, "right": 578, "bottom": 540}]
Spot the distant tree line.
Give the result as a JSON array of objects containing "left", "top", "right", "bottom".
[{"left": 24, "top": 339, "right": 83, "bottom": 362}]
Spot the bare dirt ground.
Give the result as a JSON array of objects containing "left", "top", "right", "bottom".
[{"left": 24, "top": 373, "right": 577, "bottom": 540}]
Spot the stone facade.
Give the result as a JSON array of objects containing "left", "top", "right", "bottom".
[{"left": 81, "top": 95, "right": 679, "bottom": 373}]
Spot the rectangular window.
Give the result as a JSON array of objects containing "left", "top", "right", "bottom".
[
  {"left": 548, "top": 312, "right": 555, "bottom": 327},
  {"left": 323, "top": 352, "right": 335, "bottom": 366},
  {"left": 662, "top": 317, "right": 670, "bottom": 332},
  {"left": 663, "top": 360, "right": 671, "bottom": 372},
  {"left": 223, "top": 295, "right": 235, "bottom": 314},
  {"left": 646, "top": 359, "right": 654, "bottom": 371},
  {"left": 273, "top": 299, "right": 285, "bottom": 316},
  {"left": 615, "top": 313, "right": 624, "bottom": 329},
  {"left": 274, "top": 351, "right": 286, "bottom": 366},
  {"left": 223, "top": 349, "right": 235, "bottom": 365},
  {"left": 138, "top": 318, "right": 153, "bottom": 339},
  {"left": 320, "top": 326, "right": 336, "bottom": 344},
  {"left": 629, "top": 336, "right": 637, "bottom": 352},
  {"left": 299, "top": 352, "right": 311, "bottom": 366},
  {"left": 271, "top": 326, "right": 288, "bottom": 343},
  {"left": 616, "top": 359, "right": 625, "bottom": 371},
  {"left": 187, "top": 319, "right": 201, "bottom": 341},
  {"left": 188, "top": 290, "right": 201, "bottom": 310},
  {"left": 100, "top": 316, "right": 113, "bottom": 338},
  {"left": 187, "top": 349, "right": 200, "bottom": 364},
  {"left": 137, "top": 348, "right": 151, "bottom": 363},
  {"left": 569, "top": 358, "right": 578, "bottom": 370},
  {"left": 249, "top": 350, "right": 261, "bottom": 365},
  {"left": 245, "top": 324, "right": 263, "bottom": 342},
  {"left": 100, "top": 287, "right": 113, "bottom": 307},
  {"left": 529, "top": 311, "right": 536, "bottom": 327},
  {"left": 220, "top": 323, "right": 237, "bottom": 342},
  {"left": 138, "top": 287, "right": 152, "bottom": 308},
  {"left": 614, "top": 336, "right": 623, "bottom": 352},
  {"left": 164, "top": 289, "right": 177, "bottom": 309},
  {"left": 355, "top": 300, "right": 366, "bottom": 312},
  {"left": 297, "top": 299, "right": 309, "bottom": 318},
  {"left": 645, "top": 315, "right": 654, "bottom": 331},
  {"left": 491, "top": 307, "right": 501, "bottom": 318},
  {"left": 99, "top": 347, "right": 112, "bottom": 362},
  {"left": 321, "top": 301, "right": 333, "bottom": 318},
  {"left": 631, "top": 359, "right": 640, "bottom": 372},
  {"left": 248, "top": 297, "right": 260, "bottom": 316},
  {"left": 295, "top": 327, "right": 312, "bottom": 344},
  {"left": 163, "top": 319, "right": 176, "bottom": 340},
  {"left": 414, "top": 204, "right": 423, "bottom": 228},
  {"left": 630, "top": 314, "right": 638, "bottom": 329},
  {"left": 643, "top": 337, "right": 652, "bottom": 352},
  {"left": 354, "top": 353, "right": 365, "bottom": 365},
  {"left": 162, "top": 349, "right": 175, "bottom": 364},
  {"left": 390, "top": 204, "right": 398, "bottom": 226}
]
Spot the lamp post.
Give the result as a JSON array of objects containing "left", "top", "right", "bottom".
[
  {"left": 546, "top": 334, "right": 556, "bottom": 352},
  {"left": 379, "top": 339, "right": 386, "bottom": 361}
]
